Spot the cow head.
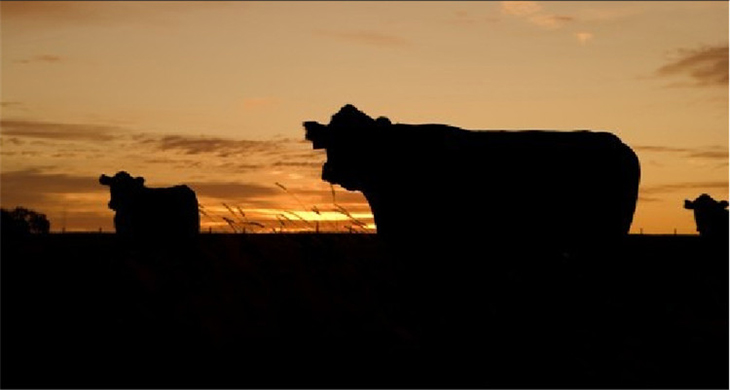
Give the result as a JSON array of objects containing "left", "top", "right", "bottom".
[
  {"left": 99, "top": 171, "right": 146, "bottom": 211},
  {"left": 304, "top": 104, "right": 392, "bottom": 192},
  {"left": 684, "top": 193, "right": 729, "bottom": 237},
  {"left": 684, "top": 194, "right": 729, "bottom": 211}
]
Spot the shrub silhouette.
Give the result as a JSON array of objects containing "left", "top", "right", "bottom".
[{"left": 1, "top": 207, "right": 51, "bottom": 236}]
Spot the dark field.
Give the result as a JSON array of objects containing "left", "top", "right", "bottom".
[{"left": 1, "top": 233, "right": 727, "bottom": 389}]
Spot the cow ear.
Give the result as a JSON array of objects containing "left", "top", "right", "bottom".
[
  {"left": 720, "top": 200, "right": 729, "bottom": 209},
  {"left": 684, "top": 200, "right": 694, "bottom": 209},
  {"left": 376, "top": 116, "right": 392, "bottom": 126},
  {"left": 99, "top": 174, "right": 111, "bottom": 185},
  {"left": 136, "top": 177, "right": 145, "bottom": 186},
  {"left": 331, "top": 104, "right": 374, "bottom": 128}
]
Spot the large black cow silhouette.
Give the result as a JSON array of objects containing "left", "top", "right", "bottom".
[
  {"left": 305, "top": 104, "right": 641, "bottom": 252},
  {"left": 99, "top": 171, "right": 199, "bottom": 244},
  {"left": 684, "top": 194, "right": 729, "bottom": 241}
]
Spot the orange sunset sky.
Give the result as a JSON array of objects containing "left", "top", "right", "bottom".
[{"left": 1, "top": 1, "right": 728, "bottom": 234}]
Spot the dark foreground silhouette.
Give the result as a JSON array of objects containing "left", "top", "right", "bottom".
[
  {"left": 2, "top": 116, "right": 724, "bottom": 388},
  {"left": 304, "top": 105, "right": 648, "bottom": 379},
  {"left": 1, "top": 233, "right": 727, "bottom": 389},
  {"left": 0, "top": 206, "right": 50, "bottom": 236},
  {"left": 304, "top": 104, "right": 641, "bottom": 252}
]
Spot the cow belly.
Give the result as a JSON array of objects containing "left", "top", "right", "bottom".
[
  {"left": 364, "top": 150, "right": 635, "bottom": 251},
  {"left": 370, "top": 191, "right": 619, "bottom": 248}
]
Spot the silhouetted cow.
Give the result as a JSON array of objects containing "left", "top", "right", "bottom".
[
  {"left": 99, "top": 171, "right": 199, "bottom": 244},
  {"left": 684, "top": 194, "right": 729, "bottom": 240},
  {"left": 304, "top": 104, "right": 641, "bottom": 252}
]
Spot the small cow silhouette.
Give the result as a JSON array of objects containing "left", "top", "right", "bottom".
[
  {"left": 684, "top": 194, "right": 729, "bottom": 240},
  {"left": 99, "top": 171, "right": 199, "bottom": 244}
]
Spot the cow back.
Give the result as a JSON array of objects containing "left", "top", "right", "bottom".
[
  {"left": 353, "top": 125, "right": 640, "bottom": 253},
  {"left": 119, "top": 185, "right": 199, "bottom": 245}
]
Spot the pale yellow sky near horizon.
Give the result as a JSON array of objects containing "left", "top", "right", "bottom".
[{"left": 1, "top": 1, "right": 728, "bottom": 234}]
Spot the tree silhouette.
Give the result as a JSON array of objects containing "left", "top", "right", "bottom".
[{"left": 1, "top": 207, "right": 51, "bottom": 236}]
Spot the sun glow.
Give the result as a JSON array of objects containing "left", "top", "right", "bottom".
[
  {"left": 1, "top": 1, "right": 726, "bottom": 234},
  {"left": 198, "top": 206, "right": 375, "bottom": 233}
]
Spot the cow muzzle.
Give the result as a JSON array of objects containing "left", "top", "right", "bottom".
[{"left": 304, "top": 121, "right": 330, "bottom": 150}]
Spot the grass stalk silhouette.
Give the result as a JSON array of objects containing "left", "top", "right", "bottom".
[
  {"left": 200, "top": 184, "right": 370, "bottom": 234},
  {"left": 276, "top": 181, "right": 346, "bottom": 233}
]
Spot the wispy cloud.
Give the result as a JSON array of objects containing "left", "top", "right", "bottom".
[
  {"left": 634, "top": 145, "right": 728, "bottom": 161},
  {"left": 138, "top": 135, "right": 285, "bottom": 158},
  {"left": 314, "top": 29, "right": 411, "bottom": 48},
  {"left": 1, "top": 168, "right": 99, "bottom": 193},
  {"left": 294, "top": 188, "right": 370, "bottom": 206},
  {"left": 14, "top": 54, "right": 62, "bottom": 64},
  {"left": 1, "top": 118, "right": 324, "bottom": 176},
  {"left": 0, "top": 168, "right": 288, "bottom": 231},
  {"left": 1, "top": 101, "right": 25, "bottom": 108},
  {"left": 139, "top": 157, "right": 205, "bottom": 170},
  {"left": 447, "top": 11, "right": 500, "bottom": 25},
  {"left": 572, "top": 4, "right": 646, "bottom": 23},
  {"left": 0, "top": 168, "right": 281, "bottom": 207},
  {"left": 688, "top": 150, "right": 729, "bottom": 160},
  {"left": 501, "top": 1, "right": 575, "bottom": 30},
  {"left": 640, "top": 181, "right": 728, "bottom": 196},
  {"left": 188, "top": 181, "right": 279, "bottom": 201},
  {"left": 2, "top": 1, "right": 239, "bottom": 29},
  {"left": 0, "top": 120, "right": 301, "bottom": 156},
  {"left": 271, "top": 161, "right": 324, "bottom": 169},
  {"left": 1, "top": 2, "right": 97, "bottom": 22},
  {"left": 638, "top": 195, "right": 662, "bottom": 203},
  {"left": 528, "top": 14, "right": 574, "bottom": 29},
  {"left": 0, "top": 168, "right": 104, "bottom": 207},
  {"left": 126, "top": 133, "right": 326, "bottom": 175},
  {"left": 501, "top": 1, "right": 542, "bottom": 16},
  {"left": 0, "top": 120, "right": 121, "bottom": 142},
  {"left": 656, "top": 45, "right": 729, "bottom": 87},
  {"left": 1, "top": 137, "right": 25, "bottom": 146}
]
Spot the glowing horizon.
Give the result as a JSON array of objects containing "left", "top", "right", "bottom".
[{"left": 1, "top": 1, "right": 727, "bottom": 235}]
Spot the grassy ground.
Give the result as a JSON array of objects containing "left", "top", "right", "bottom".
[{"left": 1, "top": 233, "right": 727, "bottom": 388}]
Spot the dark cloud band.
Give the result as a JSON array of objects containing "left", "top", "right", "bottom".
[
  {"left": 635, "top": 145, "right": 728, "bottom": 161},
  {"left": 0, "top": 120, "right": 120, "bottom": 142},
  {"left": 640, "top": 181, "right": 728, "bottom": 196},
  {"left": 656, "top": 45, "right": 729, "bottom": 87}
]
